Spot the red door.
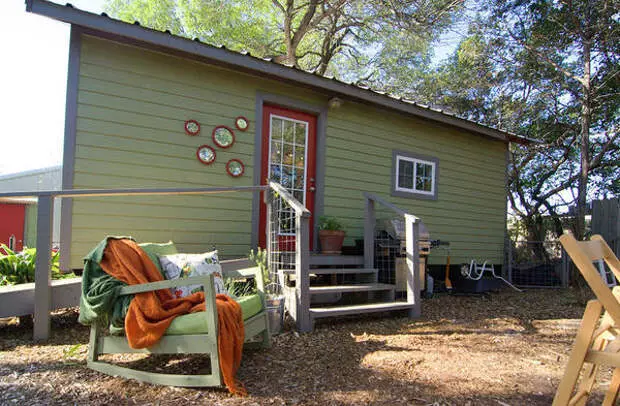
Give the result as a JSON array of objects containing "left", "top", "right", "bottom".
[
  {"left": 0, "top": 203, "right": 26, "bottom": 252},
  {"left": 259, "top": 104, "right": 317, "bottom": 249}
]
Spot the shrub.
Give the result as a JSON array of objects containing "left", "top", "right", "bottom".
[
  {"left": 0, "top": 245, "right": 74, "bottom": 286},
  {"left": 318, "top": 216, "right": 344, "bottom": 231}
]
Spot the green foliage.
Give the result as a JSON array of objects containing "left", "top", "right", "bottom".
[
  {"left": 318, "top": 216, "right": 344, "bottom": 231},
  {"left": 223, "top": 278, "right": 256, "bottom": 297},
  {"left": 104, "top": 0, "right": 463, "bottom": 80},
  {"left": 406, "top": 0, "right": 619, "bottom": 243},
  {"left": 248, "top": 247, "right": 269, "bottom": 284},
  {"left": 0, "top": 245, "right": 74, "bottom": 286}
]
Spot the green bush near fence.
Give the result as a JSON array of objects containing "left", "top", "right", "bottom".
[{"left": 0, "top": 244, "right": 75, "bottom": 286}]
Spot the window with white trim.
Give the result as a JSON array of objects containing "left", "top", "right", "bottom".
[{"left": 392, "top": 151, "right": 438, "bottom": 199}]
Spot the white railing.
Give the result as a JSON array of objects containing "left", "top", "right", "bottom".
[{"left": 363, "top": 192, "right": 421, "bottom": 318}]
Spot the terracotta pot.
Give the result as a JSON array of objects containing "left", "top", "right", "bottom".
[{"left": 319, "top": 230, "right": 346, "bottom": 254}]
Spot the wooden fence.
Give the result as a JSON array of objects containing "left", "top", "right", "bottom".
[{"left": 591, "top": 198, "right": 620, "bottom": 257}]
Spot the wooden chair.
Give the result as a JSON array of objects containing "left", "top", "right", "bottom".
[
  {"left": 87, "top": 259, "right": 270, "bottom": 387},
  {"left": 554, "top": 233, "right": 620, "bottom": 405}
]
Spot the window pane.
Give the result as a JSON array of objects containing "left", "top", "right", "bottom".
[
  {"left": 281, "top": 165, "right": 295, "bottom": 189},
  {"left": 271, "top": 117, "right": 283, "bottom": 141},
  {"left": 283, "top": 120, "right": 295, "bottom": 143},
  {"left": 293, "top": 167, "right": 305, "bottom": 189},
  {"left": 415, "top": 162, "right": 433, "bottom": 192},
  {"left": 270, "top": 165, "right": 281, "bottom": 182},
  {"left": 294, "top": 146, "right": 305, "bottom": 168},
  {"left": 270, "top": 141, "right": 282, "bottom": 163},
  {"left": 398, "top": 159, "right": 414, "bottom": 189},
  {"left": 293, "top": 189, "right": 304, "bottom": 203},
  {"left": 295, "top": 122, "right": 306, "bottom": 145},
  {"left": 282, "top": 143, "right": 294, "bottom": 166}
]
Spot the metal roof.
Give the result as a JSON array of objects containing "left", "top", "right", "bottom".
[{"left": 25, "top": 0, "right": 534, "bottom": 144}]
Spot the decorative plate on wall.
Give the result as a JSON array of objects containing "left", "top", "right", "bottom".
[
  {"left": 196, "top": 145, "right": 216, "bottom": 165},
  {"left": 184, "top": 119, "right": 201, "bottom": 136},
  {"left": 226, "top": 159, "right": 245, "bottom": 177},
  {"left": 212, "top": 125, "right": 235, "bottom": 148},
  {"left": 235, "top": 116, "right": 249, "bottom": 131}
]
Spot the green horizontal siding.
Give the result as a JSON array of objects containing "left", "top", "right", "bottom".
[
  {"left": 69, "top": 34, "right": 506, "bottom": 268},
  {"left": 324, "top": 104, "right": 507, "bottom": 264}
]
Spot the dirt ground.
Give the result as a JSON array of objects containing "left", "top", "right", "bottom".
[{"left": 0, "top": 289, "right": 612, "bottom": 405}]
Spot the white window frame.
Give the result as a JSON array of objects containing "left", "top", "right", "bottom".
[{"left": 392, "top": 150, "right": 439, "bottom": 200}]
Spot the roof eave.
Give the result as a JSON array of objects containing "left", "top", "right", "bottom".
[{"left": 26, "top": 0, "right": 531, "bottom": 144}]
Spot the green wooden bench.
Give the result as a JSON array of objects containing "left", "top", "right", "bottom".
[{"left": 86, "top": 257, "right": 270, "bottom": 387}]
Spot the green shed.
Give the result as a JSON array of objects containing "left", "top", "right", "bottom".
[{"left": 27, "top": 0, "right": 529, "bottom": 275}]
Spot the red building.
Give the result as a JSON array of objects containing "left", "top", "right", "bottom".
[{"left": 0, "top": 201, "right": 27, "bottom": 252}]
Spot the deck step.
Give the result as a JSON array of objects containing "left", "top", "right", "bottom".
[
  {"left": 280, "top": 267, "right": 377, "bottom": 275},
  {"left": 310, "top": 302, "right": 413, "bottom": 318},
  {"left": 309, "top": 255, "right": 364, "bottom": 266},
  {"left": 309, "top": 283, "right": 394, "bottom": 294}
]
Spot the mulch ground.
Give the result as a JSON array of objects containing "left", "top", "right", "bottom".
[{"left": 0, "top": 289, "right": 611, "bottom": 405}]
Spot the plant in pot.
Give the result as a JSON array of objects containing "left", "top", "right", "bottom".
[
  {"left": 318, "top": 216, "right": 346, "bottom": 254},
  {"left": 249, "top": 248, "right": 284, "bottom": 334}
]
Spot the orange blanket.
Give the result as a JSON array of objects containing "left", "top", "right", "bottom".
[{"left": 99, "top": 238, "right": 246, "bottom": 395}]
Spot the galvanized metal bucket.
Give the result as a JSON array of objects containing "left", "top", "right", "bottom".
[{"left": 265, "top": 295, "right": 285, "bottom": 335}]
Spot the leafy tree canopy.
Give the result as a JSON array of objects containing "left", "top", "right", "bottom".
[{"left": 105, "top": 0, "right": 464, "bottom": 78}]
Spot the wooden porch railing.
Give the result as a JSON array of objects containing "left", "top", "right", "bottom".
[
  {"left": 363, "top": 192, "right": 421, "bottom": 318},
  {"left": 0, "top": 185, "right": 268, "bottom": 340}
]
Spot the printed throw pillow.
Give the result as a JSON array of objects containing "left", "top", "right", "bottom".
[{"left": 158, "top": 251, "right": 227, "bottom": 298}]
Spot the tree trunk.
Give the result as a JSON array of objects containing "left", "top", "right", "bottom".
[{"left": 574, "top": 15, "right": 592, "bottom": 241}]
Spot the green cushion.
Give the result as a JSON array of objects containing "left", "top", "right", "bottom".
[
  {"left": 139, "top": 241, "right": 178, "bottom": 277},
  {"left": 165, "top": 294, "right": 264, "bottom": 335},
  {"left": 109, "top": 294, "right": 264, "bottom": 336}
]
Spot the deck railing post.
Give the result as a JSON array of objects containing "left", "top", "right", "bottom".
[
  {"left": 264, "top": 189, "right": 273, "bottom": 286},
  {"left": 405, "top": 215, "right": 421, "bottom": 318},
  {"left": 34, "top": 194, "right": 54, "bottom": 341},
  {"left": 507, "top": 240, "right": 513, "bottom": 284},
  {"left": 295, "top": 212, "right": 311, "bottom": 332},
  {"left": 364, "top": 196, "right": 375, "bottom": 269}
]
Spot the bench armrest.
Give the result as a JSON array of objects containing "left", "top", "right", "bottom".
[
  {"left": 118, "top": 274, "right": 215, "bottom": 296},
  {"left": 116, "top": 274, "right": 219, "bottom": 338}
]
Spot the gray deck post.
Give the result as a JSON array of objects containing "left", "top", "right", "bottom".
[
  {"left": 364, "top": 197, "right": 375, "bottom": 269},
  {"left": 507, "top": 241, "right": 513, "bottom": 284},
  {"left": 405, "top": 215, "right": 421, "bottom": 318},
  {"left": 295, "top": 213, "right": 311, "bottom": 332},
  {"left": 34, "top": 194, "right": 54, "bottom": 340},
  {"left": 264, "top": 189, "right": 273, "bottom": 289}
]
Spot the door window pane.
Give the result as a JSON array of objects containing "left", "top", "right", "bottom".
[
  {"left": 271, "top": 118, "right": 283, "bottom": 140},
  {"left": 271, "top": 141, "right": 282, "bottom": 163},
  {"left": 295, "top": 122, "right": 306, "bottom": 145},
  {"left": 283, "top": 120, "right": 295, "bottom": 143},
  {"left": 294, "top": 146, "right": 305, "bottom": 168},
  {"left": 282, "top": 143, "right": 294, "bottom": 166}
]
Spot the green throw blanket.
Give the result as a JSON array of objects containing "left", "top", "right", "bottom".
[{"left": 79, "top": 236, "right": 133, "bottom": 328}]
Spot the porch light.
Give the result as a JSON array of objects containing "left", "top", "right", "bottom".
[{"left": 328, "top": 97, "right": 343, "bottom": 109}]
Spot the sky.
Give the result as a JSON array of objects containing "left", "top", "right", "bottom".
[
  {"left": 0, "top": 0, "right": 463, "bottom": 177},
  {"left": 0, "top": 0, "right": 104, "bottom": 176}
]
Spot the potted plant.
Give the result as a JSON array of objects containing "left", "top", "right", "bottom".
[
  {"left": 249, "top": 248, "right": 284, "bottom": 334},
  {"left": 318, "top": 216, "right": 346, "bottom": 254}
]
